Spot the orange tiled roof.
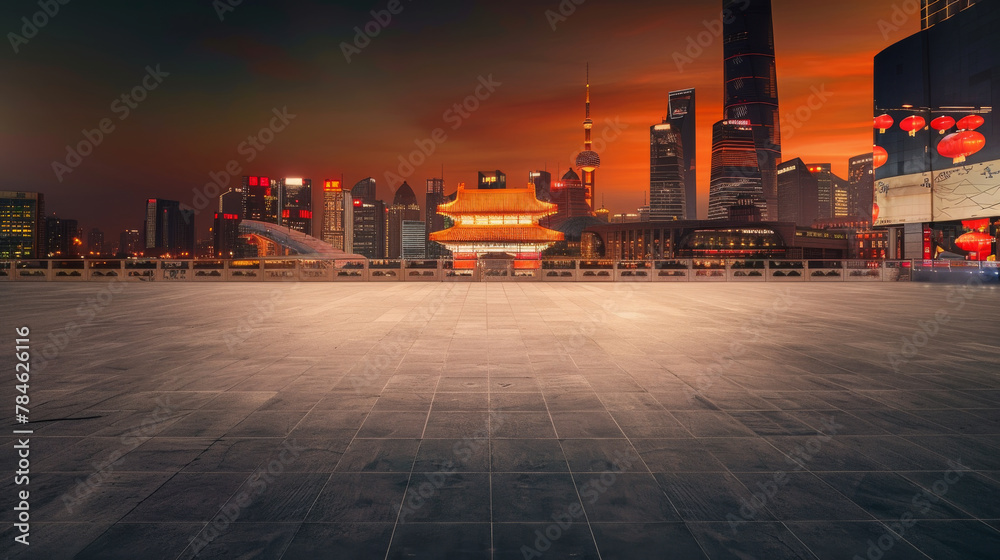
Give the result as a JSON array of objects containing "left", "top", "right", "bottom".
[
  {"left": 430, "top": 224, "right": 564, "bottom": 243},
  {"left": 437, "top": 187, "right": 557, "bottom": 217}
]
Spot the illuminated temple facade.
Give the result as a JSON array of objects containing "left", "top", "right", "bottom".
[{"left": 429, "top": 185, "right": 564, "bottom": 269}]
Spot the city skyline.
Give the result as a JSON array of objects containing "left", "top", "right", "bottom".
[{"left": 1, "top": 0, "right": 918, "bottom": 237}]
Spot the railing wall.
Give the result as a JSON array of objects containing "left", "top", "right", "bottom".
[{"left": 1, "top": 259, "right": 996, "bottom": 283}]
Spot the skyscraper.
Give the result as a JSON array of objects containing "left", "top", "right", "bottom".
[
  {"left": 807, "top": 164, "right": 849, "bottom": 219},
  {"left": 707, "top": 120, "right": 764, "bottom": 220},
  {"left": 848, "top": 154, "right": 875, "bottom": 223},
  {"left": 119, "top": 229, "right": 141, "bottom": 257},
  {"left": 143, "top": 198, "right": 194, "bottom": 257},
  {"left": 649, "top": 121, "right": 685, "bottom": 221},
  {"left": 529, "top": 171, "right": 552, "bottom": 202},
  {"left": 322, "top": 179, "right": 347, "bottom": 250},
  {"left": 668, "top": 88, "right": 697, "bottom": 219},
  {"left": 922, "top": 0, "right": 981, "bottom": 28},
  {"left": 0, "top": 191, "right": 44, "bottom": 259},
  {"left": 575, "top": 66, "right": 600, "bottom": 213},
  {"left": 401, "top": 220, "right": 426, "bottom": 259},
  {"left": 45, "top": 216, "right": 80, "bottom": 258},
  {"left": 213, "top": 189, "right": 244, "bottom": 258},
  {"left": 350, "top": 177, "right": 385, "bottom": 259},
  {"left": 478, "top": 171, "right": 506, "bottom": 190},
  {"left": 425, "top": 177, "right": 447, "bottom": 258},
  {"left": 721, "top": 0, "right": 781, "bottom": 219},
  {"left": 242, "top": 176, "right": 279, "bottom": 224},
  {"left": 87, "top": 228, "right": 104, "bottom": 256},
  {"left": 387, "top": 182, "right": 420, "bottom": 259},
  {"left": 777, "top": 158, "right": 820, "bottom": 227},
  {"left": 281, "top": 178, "right": 312, "bottom": 235}
]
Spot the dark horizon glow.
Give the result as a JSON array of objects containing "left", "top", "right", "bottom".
[{"left": 0, "top": 0, "right": 918, "bottom": 238}]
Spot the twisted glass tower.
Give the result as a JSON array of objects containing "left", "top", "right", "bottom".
[{"left": 721, "top": 0, "right": 780, "bottom": 219}]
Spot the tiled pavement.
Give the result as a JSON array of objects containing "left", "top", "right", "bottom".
[{"left": 1, "top": 282, "right": 999, "bottom": 559}]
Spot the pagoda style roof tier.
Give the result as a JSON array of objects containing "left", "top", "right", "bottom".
[
  {"left": 436, "top": 187, "right": 558, "bottom": 218},
  {"left": 430, "top": 224, "right": 564, "bottom": 244}
]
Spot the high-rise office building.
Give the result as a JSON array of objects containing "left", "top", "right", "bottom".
[
  {"left": 478, "top": 171, "right": 506, "bottom": 190},
  {"left": 807, "top": 164, "right": 849, "bottom": 220},
  {"left": 242, "top": 176, "right": 280, "bottom": 224},
  {"left": 350, "top": 177, "right": 385, "bottom": 259},
  {"left": 322, "top": 179, "right": 347, "bottom": 250},
  {"left": 401, "top": 220, "right": 426, "bottom": 259},
  {"left": 87, "top": 228, "right": 104, "bottom": 256},
  {"left": 707, "top": 120, "right": 765, "bottom": 220},
  {"left": 0, "top": 191, "right": 45, "bottom": 259},
  {"left": 351, "top": 199, "right": 386, "bottom": 259},
  {"left": 143, "top": 198, "right": 195, "bottom": 257},
  {"left": 668, "top": 88, "right": 697, "bottom": 219},
  {"left": 777, "top": 158, "right": 820, "bottom": 227},
  {"left": 721, "top": 0, "right": 781, "bottom": 219},
  {"left": 45, "top": 216, "right": 80, "bottom": 258},
  {"left": 848, "top": 154, "right": 875, "bottom": 222},
  {"left": 213, "top": 189, "right": 243, "bottom": 258},
  {"left": 119, "top": 229, "right": 141, "bottom": 257},
  {"left": 875, "top": 0, "right": 998, "bottom": 259},
  {"left": 281, "top": 178, "right": 312, "bottom": 235},
  {"left": 425, "top": 178, "right": 447, "bottom": 258},
  {"left": 387, "top": 182, "right": 420, "bottom": 259},
  {"left": 575, "top": 67, "right": 601, "bottom": 212},
  {"left": 922, "top": 0, "right": 981, "bottom": 28},
  {"left": 529, "top": 171, "right": 552, "bottom": 202},
  {"left": 649, "top": 121, "right": 686, "bottom": 221}
]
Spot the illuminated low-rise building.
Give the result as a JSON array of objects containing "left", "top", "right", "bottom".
[{"left": 429, "top": 184, "right": 564, "bottom": 269}]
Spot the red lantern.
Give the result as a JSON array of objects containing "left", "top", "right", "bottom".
[
  {"left": 956, "top": 130, "right": 986, "bottom": 162},
  {"left": 874, "top": 114, "right": 894, "bottom": 134},
  {"left": 873, "top": 145, "right": 888, "bottom": 169},
  {"left": 900, "top": 115, "right": 925, "bottom": 137},
  {"left": 937, "top": 131, "right": 985, "bottom": 164},
  {"left": 937, "top": 133, "right": 964, "bottom": 163},
  {"left": 957, "top": 114, "right": 985, "bottom": 131},
  {"left": 872, "top": 202, "right": 880, "bottom": 224},
  {"left": 955, "top": 231, "right": 993, "bottom": 261},
  {"left": 931, "top": 116, "right": 955, "bottom": 135}
]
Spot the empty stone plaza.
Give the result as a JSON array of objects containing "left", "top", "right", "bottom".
[{"left": 1, "top": 282, "right": 998, "bottom": 559}]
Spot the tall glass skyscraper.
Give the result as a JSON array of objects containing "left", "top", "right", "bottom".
[
  {"left": 668, "top": 89, "right": 696, "bottom": 219},
  {"left": 721, "top": 0, "right": 780, "bottom": 219},
  {"left": 649, "top": 122, "right": 685, "bottom": 221},
  {"left": 707, "top": 120, "right": 764, "bottom": 220}
]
